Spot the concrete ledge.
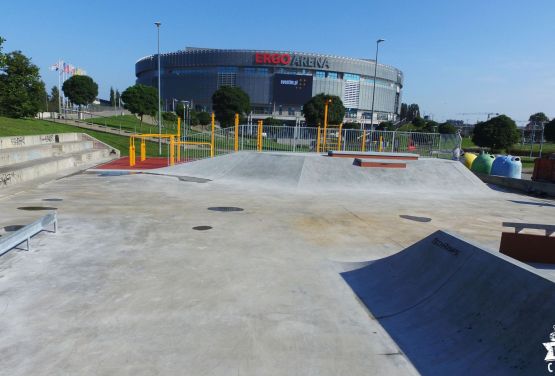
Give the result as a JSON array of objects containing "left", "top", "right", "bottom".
[
  {"left": 476, "top": 173, "right": 555, "bottom": 197},
  {"left": 328, "top": 150, "right": 419, "bottom": 160},
  {"left": 353, "top": 158, "right": 407, "bottom": 169},
  {"left": 0, "top": 133, "right": 81, "bottom": 149}
]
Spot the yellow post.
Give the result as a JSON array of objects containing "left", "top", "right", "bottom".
[
  {"left": 337, "top": 123, "right": 343, "bottom": 151},
  {"left": 362, "top": 130, "right": 366, "bottom": 152},
  {"left": 177, "top": 117, "right": 181, "bottom": 162},
  {"left": 169, "top": 135, "right": 175, "bottom": 166},
  {"left": 379, "top": 135, "right": 383, "bottom": 152},
  {"left": 316, "top": 127, "right": 321, "bottom": 153},
  {"left": 129, "top": 137, "right": 136, "bottom": 167},
  {"left": 140, "top": 138, "right": 146, "bottom": 161},
  {"left": 234, "top": 113, "right": 239, "bottom": 152},
  {"left": 210, "top": 112, "right": 215, "bottom": 158},
  {"left": 257, "top": 120, "right": 263, "bottom": 152},
  {"left": 323, "top": 99, "right": 331, "bottom": 150}
]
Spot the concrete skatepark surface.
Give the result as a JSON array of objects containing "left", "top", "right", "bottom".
[
  {"left": 155, "top": 152, "right": 491, "bottom": 195},
  {"left": 1, "top": 152, "right": 554, "bottom": 375}
]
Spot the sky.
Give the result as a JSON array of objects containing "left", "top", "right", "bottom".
[{"left": 1, "top": 0, "right": 554, "bottom": 124}]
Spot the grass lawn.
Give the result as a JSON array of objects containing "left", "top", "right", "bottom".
[
  {"left": 0, "top": 116, "right": 166, "bottom": 157},
  {"left": 86, "top": 115, "right": 178, "bottom": 134}
]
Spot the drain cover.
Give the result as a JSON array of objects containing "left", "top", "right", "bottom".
[
  {"left": 98, "top": 171, "right": 130, "bottom": 177},
  {"left": 207, "top": 207, "right": 244, "bottom": 212},
  {"left": 193, "top": 225, "right": 212, "bottom": 231},
  {"left": 43, "top": 198, "right": 63, "bottom": 202},
  {"left": 17, "top": 207, "right": 57, "bottom": 211},
  {"left": 400, "top": 215, "right": 431, "bottom": 223},
  {"left": 3, "top": 225, "right": 24, "bottom": 232}
]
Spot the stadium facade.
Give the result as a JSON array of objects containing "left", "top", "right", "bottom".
[{"left": 135, "top": 48, "right": 403, "bottom": 125}]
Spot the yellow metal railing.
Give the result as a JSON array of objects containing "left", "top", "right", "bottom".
[{"left": 129, "top": 114, "right": 216, "bottom": 167}]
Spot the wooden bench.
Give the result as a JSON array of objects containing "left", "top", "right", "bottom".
[
  {"left": 0, "top": 213, "right": 57, "bottom": 256},
  {"left": 499, "top": 222, "right": 555, "bottom": 263},
  {"left": 353, "top": 158, "right": 407, "bottom": 169}
]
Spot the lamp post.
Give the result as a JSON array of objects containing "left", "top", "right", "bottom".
[
  {"left": 155, "top": 21, "right": 162, "bottom": 155},
  {"left": 370, "top": 39, "right": 385, "bottom": 131}
]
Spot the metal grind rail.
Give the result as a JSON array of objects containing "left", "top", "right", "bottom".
[{"left": 0, "top": 213, "right": 57, "bottom": 256}]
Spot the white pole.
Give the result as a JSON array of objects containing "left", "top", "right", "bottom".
[{"left": 155, "top": 22, "right": 162, "bottom": 155}]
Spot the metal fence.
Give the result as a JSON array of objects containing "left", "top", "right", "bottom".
[{"left": 200, "top": 125, "right": 441, "bottom": 157}]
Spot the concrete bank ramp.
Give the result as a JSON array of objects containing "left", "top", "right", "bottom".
[
  {"left": 159, "top": 152, "right": 490, "bottom": 195},
  {"left": 341, "top": 231, "right": 555, "bottom": 375}
]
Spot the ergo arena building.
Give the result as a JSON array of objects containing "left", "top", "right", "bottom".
[{"left": 135, "top": 48, "right": 403, "bottom": 125}]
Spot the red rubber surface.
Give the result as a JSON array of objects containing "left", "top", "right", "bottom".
[{"left": 95, "top": 157, "right": 188, "bottom": 170}]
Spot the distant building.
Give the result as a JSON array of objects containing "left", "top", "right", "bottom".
[{"left": 135, "top": 47, "right": 403, "bottom": 125}]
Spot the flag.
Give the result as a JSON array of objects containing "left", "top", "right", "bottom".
[{"left": 49, "top": 62, "right": 59, "bottom": 71}]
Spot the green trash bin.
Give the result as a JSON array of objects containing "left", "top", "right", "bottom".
[{"left": 471, "top": 151, "right": 495, "bottom": 175}]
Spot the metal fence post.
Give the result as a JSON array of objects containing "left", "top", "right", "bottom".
[
  {"left": 210, "top": 113, "right": 215, "bottom": 158},
  {"left": 234, "top": 113, "right": 239, "bottom": 152}
]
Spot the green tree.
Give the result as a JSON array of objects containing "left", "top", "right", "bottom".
[
  {"left": 407, "top": 103, "right": 420, "bottom": 121},
  {"left": 162, "top": 111, "right": 177, "bottom": 122},
  {"left": 263, "top": 117, "right": 284, "bottom": 126},
  {"left": 302, "top": 94, "right": 345, "bottom": 126},
  {"left": 115, "top": 89, "right": 121, "bottom": 107},
  {"left": 0, "top": 50, "right": 46, "bottom": 118},
  {"left": 412, "top": 117, "right": 426, "bottom": 128},
  {"left": 472, "top": 115, "right": 520, "bottom": 152},
  {"left": 343, "top": 122, "right": 362, "bottom": 130},
  {"left": 0, "top": 36, "right": 5, "bottom": 69},
  {"left": 438, "top": 122, "right": 457, "bottom": 134},
  {"left": 109, "top": 87, "right": 115, "bottom": 107},
  {"left": 400, "top": 103, "right": 408, "bottom": 120},
  {"left": 545, "top": 119, "right": 555, "bottom": 143},
  {"left": 529, "top": 112, "right": 549, "bottom": 124},
  {"left": 62, "top": 75, "right": 98, "bottom": 109},
  {"left": 197, "top": 111, "right": 211, "bottom": 126},
  {"left": 120, "top": 84, "right": 158, "bottom": 128},
  {"left": 48, "top": 86, "right": 60, "bottom": 112},
  {"left": 212, "top": 86, "right": 251, "bottom": 127},
  {"left": 376, "top": 121, "right": 394, "bottom": 131}
]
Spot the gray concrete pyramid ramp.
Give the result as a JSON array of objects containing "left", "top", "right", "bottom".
[{"left": 341, "top": 231, "right": 555, "bottom": 375}]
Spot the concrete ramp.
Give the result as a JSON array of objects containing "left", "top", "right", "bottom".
[
  {"left": 158, "top": 152, "right": 491, "bottom": 195},
  {"left": 341, "top": 231, "right": 555, "bottom": 375}
]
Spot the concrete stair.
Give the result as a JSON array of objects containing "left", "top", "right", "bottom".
[{"left": 0, "top": 133, "right": 119, "bottom": 188}]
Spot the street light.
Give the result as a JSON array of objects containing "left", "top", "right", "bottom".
[
  {"left": 155, "top": 21, "right": 162, "bottom": 155},
  {"left": 370, "top": 39, "right": 385, "bottom": 131}
]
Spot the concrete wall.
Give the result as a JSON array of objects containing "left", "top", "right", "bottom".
[{"left": 0, "top": 133, "right": 82, "bottom": 150}]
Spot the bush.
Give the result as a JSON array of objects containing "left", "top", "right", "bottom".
[
  {"left": 162, "top": 111, "right": 177, "bottom": 122},
  {"left": 472, "top": 115, "right": 520, "bottom": 152}
]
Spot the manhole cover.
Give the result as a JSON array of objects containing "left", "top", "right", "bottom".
[
  {"left": 43, "top": 198, "right": 63, "bottom": 202},
  {"left": 400, "top": 215, "right": 431, "bottom": 223},
  {"left": 207, "top": 207, "right": 244, "bottom": 212},
  {"left": 193, "top": 225, "right": 212, "bottom": 231},
  {"left": 3, "top": 225, "right": 25, "bottom": 232},
  {"left": 17, "top": 207, "right": 57, "bottom": 211}
]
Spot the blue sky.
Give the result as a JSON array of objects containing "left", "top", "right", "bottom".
[{"left": 2, "top": 0, "right": 554, "bottom": 123}]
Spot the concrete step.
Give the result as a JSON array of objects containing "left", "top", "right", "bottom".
[
  {"left": 0, "top": 149, "right": 112, "bottom": 188},
  {"left": 71, "top": 149, "right": 111, "bottom": 164},
  {"left": 52, "top": 140, "right": 94, "bottom": 154},
  {"left": 0, "top": 144, "right": 55, "bottom": 167},
  {"left": 0, "top": 133, "right": 83, "bottom": 150}
]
